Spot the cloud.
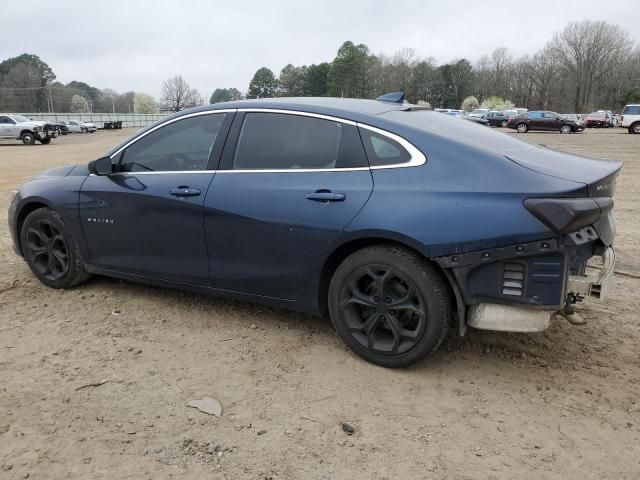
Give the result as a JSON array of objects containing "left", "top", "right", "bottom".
[{"left": 0, "top": 0, "right": 637, "bottom": 97}]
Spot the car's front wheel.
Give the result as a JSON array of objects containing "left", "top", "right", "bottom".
[
  {"left": 21, "top": 132, "right": 36, "bottom": 145},
  {"left": 516, "top": 123, "right": 528, "bottom": 133},
  {"left": 560, "top": 124, "right": 573, "bottom": 134},
  {"left": 21, "top": 208, "right": 90, "bottom": 289},
  {"left": 328, "top": 245, "right": 452, "bottom": 368}
]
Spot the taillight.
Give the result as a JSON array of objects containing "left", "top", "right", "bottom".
[
  {"left": 620, "top": 115, "right": 624, "bottom": 122},
  {"left": 524, "top": 197, "right": 613, "bottom": 234}
]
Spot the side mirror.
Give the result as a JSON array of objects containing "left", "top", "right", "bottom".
[{"left": 88, "top": 156, "right": 113, "bottom": 176}]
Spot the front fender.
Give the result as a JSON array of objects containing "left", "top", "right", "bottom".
[{"left": 11, "top": 176, "right": 86, "bottom": 257}]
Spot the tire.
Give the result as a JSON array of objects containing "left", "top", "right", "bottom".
[
  {"left": 21, "top": 132, "right": 36, "bottom": 145},
  {"left": 500, "top": 120, "right": 508, "bottom": 128},
  {"left": 630, "top": 122, "right": 640, "bottom": 134},
  {"left": 328, "top": 245, "right": 452, "bottom": 368},
  {"left": 516, "top": 123, "right": 528, "bottom": 133},
  {"left": 40, "top": 138, "right": 51, "bottom": 145},
  {"left": 20, "top": 208, "right": 91, "bottom": 289},
  {"left": 560, "top": 125, "right": 572, "bottom": 134}
]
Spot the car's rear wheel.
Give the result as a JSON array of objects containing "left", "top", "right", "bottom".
[
  {"left": 21, "top": 132, "right": 35, "bottom": 145},
  {"left": 501, "top": 120, "right": 508, "bottom": 127},
  {"left": 21, "top": 208, "right": 90, "bottom": 289},
  {"left": 560, "top": 124, "right": 572, "bottom": 134},
  {"left": 328, "top": 245, "right": 451, "bottom": 368},
  {"left": 516, "top": 123, "right": 528, "bottom": 133},
  {"left": 630, "top": 122, "right": 640, "bottom": 134}
]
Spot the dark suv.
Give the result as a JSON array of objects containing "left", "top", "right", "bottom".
[{"left": 507, "top": 111, "right": 584, "bottom": 134}]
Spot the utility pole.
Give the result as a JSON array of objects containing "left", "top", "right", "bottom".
[{"left": 48, "top": 87, "right": 54, "bottom": 113}]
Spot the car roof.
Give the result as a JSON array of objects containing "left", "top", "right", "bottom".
[{"left": 194, "top": 97, "right": 409, "bottom": 119}]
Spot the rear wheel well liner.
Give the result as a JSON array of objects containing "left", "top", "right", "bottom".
[{"left": 317, "top": 237, "right": 462, "bottom": 331}]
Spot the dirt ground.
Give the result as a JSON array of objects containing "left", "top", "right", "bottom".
[{"left": 0, "top": 127, "right": 639, "bottom": 480}]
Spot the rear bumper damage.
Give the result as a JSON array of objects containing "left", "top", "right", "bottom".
[
  {"left": 466, "top": 246, "right": 614, "bottom": 332},
  {"left": 436, "top": 217, "right": 616, "bottom": 334}
]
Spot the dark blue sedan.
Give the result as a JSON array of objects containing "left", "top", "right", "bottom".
[{"left": 8, "top": 94, "right": 620, "bottom": 367}]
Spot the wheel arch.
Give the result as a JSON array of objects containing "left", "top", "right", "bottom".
[
  {"left": 20, "top": 129, "right": 35, "bottom": 137},
  {"left": 14, "top": 199, "right": 53, "bottom": 255},
  {"left": 316, "top": 235, "right": 464, "bottom": 332}
]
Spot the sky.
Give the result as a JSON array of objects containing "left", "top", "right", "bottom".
[{"left": 1, "top": 0, "right": 638, "bottom": 99}]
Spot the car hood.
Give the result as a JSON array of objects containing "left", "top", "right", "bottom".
[
  {"left": 18, "top": 120, "right": 47, "bottom": 128},
  {"left": 32, "top": 164, "right": 89, "bottom": 179}
]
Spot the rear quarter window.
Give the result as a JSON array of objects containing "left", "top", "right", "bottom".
[
  {"left": 359, "top": 128, "right": 411, "bottom": 167},
  {"left": 623, "top": 105, "right": 640, "bottom": 115}
]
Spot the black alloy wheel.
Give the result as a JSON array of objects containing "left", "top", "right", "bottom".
[
  {"left": 21, "top": 208, "right": 90, "bottom": 289},
  {"left": 25, "top": 218, "right": 70, "bottom": 282},
  {"left": 329, "top": 245, "right": 451, "bottom": 367},
  {"left": 339, "top": 264, "right": 427, "bottom": 356}
]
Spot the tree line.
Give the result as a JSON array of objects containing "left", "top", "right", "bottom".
[
  {"left": 1, "top": 20, "right": 638, "bottom": 115},
  {"left": 237, "top": 20, "right": 639, "bottom": 113}
]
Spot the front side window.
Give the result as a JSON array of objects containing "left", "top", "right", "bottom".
[
  {"left": 0, "top": 116, "right": 13, "bottom": 124},
  {"left": 359, "top": 128, "right": 411, "bottom": 167},
  {"left": 120, "top": 114, "right": 226, "bottom": 172},
  {"left": 233, "top": 113, "right": 343, "bottom": 170}
]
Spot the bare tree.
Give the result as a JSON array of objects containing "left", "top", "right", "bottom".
[
  {"left": 160, "top": 75, "right": 203, "bottom": 112},
  {"left": 548, "top": 20, "right": 634, "bottom": 112}
]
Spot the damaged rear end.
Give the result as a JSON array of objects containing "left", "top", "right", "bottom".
[{"left": 438, "top": 146, "right": 621, "bottom": 333}]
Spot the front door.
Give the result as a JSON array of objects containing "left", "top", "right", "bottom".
[
  {"left": 79, "top": 112, "right": 232, "bottom": 284},
  {"left": 204, "top": 111, "right": 373, "bottom": 300}
]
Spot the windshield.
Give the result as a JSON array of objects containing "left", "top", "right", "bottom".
[{"left": 13, "top": 115, "right": 31, "bottom": 123}]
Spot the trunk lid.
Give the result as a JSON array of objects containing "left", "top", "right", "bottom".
[{"left": 505, "top": 148, "right": 622, "bottom": 197}]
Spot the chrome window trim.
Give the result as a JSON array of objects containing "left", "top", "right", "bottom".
[
  {"left": 107, "top": 107, "right": 426, "bottom": 174},
  {"left": 109, "top": 109, "right": 236, "bottom": 159},
  {"left": 356, "top": 123, "right": 426, "bottom": 169}
]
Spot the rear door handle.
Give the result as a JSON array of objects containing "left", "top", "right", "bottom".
[
  {"left": 306, "top": 190, "right": 346, "bottom": 202},
  {"left": 170, "top": 186, "right": 201, "bottom": 197}
]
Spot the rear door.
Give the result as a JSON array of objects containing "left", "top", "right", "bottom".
[
  {"left": 203, "top": 111, "right": 373, "bottom": 300},
  {"left": 79, "top": 111, "right": 233, "bottom": 284},
  {"left": 0, "top": 116, "right": 16, "bottom": 138}
]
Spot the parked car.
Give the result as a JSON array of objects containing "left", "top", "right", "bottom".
[
  {"left": 63, "top": 120, "right": 96, "bottom": 133},
  {"left": 469, "top": 108, "right": 489, "bottom": 118},
  {"left": 620, "top": 104, "right": 640, "bottom": 134},
  {"left": 584, "top": 111, "right": 613, "bottom": 128},
  {"left": 55, "top": 123, "right": 69, "bottom": 135},
  {"left": 507, "top": 111, "right": 585, "bottom": 133},
  {"left": 0, "top": 114, "right": 57, "bottom": 144},
  {"left": 8, "top": 95, "right": 619, "bottom": 367},
  {"left": 562, "top": 114, "right": 584, "bottom": 125},
  {"left": 441, "top": 111, "right": 489, "bottom": 126},
  {"left": 482, "top": 111, "right": 509, "bottom": 127},
  {"left": 502, "top": 109, "right": 519, "bottom": 119}
]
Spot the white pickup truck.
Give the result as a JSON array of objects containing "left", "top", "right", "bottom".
[
  {"left": 620, "top": 104, "right": 640, "bottom": 134},
  {"left": 0, "top": 114, "right": 57, "bottom": 144}
]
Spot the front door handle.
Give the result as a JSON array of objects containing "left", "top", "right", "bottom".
[
  {"left": 170, "top": 186, "right": 201, "bottom": 197},
  {"left": 306, "top": 190, "right": 346, "bottom": 203}
]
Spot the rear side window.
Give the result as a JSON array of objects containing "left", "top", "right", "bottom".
[
  {"left": 233, "top": 113, "right": 343, "bottom": 170},
  {"left": 120, "top": 114, "right": 226, "bottom": 172},
  {"left": 527, "top": 112, "right": 543, "bottom": 119},
  {"left": 359, "top": 128, "right": 411, "bottom": 167},
  {"left": 623, "top": 105, "right": 640, "bottom": 115}
]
